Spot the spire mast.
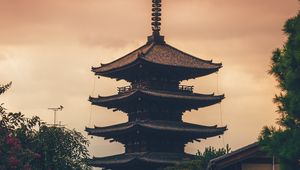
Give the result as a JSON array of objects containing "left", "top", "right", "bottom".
[
  {"left": 148, "top": 0, "right": 165, "bottom": 44},
  {"left": 152, "top": 0, "right": 162, "bottom": 34}
]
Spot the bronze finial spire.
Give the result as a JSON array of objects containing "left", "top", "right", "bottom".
[
  {"left": 148, "top": 0, "right": 165, "bottom": 44},
  {"left": 152, "top": 0, "right": 162, "bottom": 33}
]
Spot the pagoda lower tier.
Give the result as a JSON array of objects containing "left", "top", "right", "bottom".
[
  {"left": 89, "top": 152, "right": 195, "bottom": 170},
  {"left": 89, "top": 88, "right": 224, "bottom": 113},
  {"left": 87, "top": 120, "right": 226, "bottom": 170},
  {"left": 86, "top": 120, "right": 226, "bottom": 155}
]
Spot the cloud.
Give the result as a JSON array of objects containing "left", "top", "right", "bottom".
[
  {"left": 0, "top": 0, "right": 297, "bottom": 48},
  {"left": 163, "top": 0, "right": 298, "bottom": 39},
  {"left": 0, "top": 53, "right": 6, "bottom": 61},
  {"left": 0, "top": 0, "right": 151, "bottom": 47},
  {"left": 0, "top": 0, "right": 298, "bottom": 159}
]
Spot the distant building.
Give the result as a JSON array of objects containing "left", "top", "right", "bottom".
[
  {"left": 85, "top": 0, "right": 226, "bottom": 170},
  {"left": 207, "top": 142, "right": 280, "bottom": 170}
]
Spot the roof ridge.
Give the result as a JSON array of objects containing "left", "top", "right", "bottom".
[{"left": 140, "top": 42, "right": 155, "bottom": 58}]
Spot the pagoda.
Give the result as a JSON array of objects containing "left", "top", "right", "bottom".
[{"left": 86, "top": 0, "right": 227, "bottom": 170}]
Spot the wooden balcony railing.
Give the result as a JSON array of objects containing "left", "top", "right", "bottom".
[
  {"left": 117, "top": 86, "right": 133, "bottom": 94},
  {"left": 117, "top": 85, "right": 194, "bottom": 94},
  {"left": 178, "top": 85, "right": 194, "bottom": 93}
]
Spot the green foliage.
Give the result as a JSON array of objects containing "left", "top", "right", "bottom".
[
  {"left": 259, "top": 9, "right": 300, "bottom": 170},
  {"left": 0, "top": 108, "right": 91, "bottom": 170},
  {"left": 0, "top": 106, "right": 42, "bottom": 169},
  {"left": 0, "top": 82, "right": 12, "bottom": 95},
  {"left": 1, "top": 83, "right": 91, "bottom": 170},
  {"left": 260, "top": 127, "right": 300, "bottom": 169},
  {"left": 32, "top": 126, "right": 90, "bottom": 170},
  {"left": 163, "top": 145, "right": 230, "bottom": 170}
]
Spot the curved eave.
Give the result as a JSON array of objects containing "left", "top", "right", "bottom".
[
  {"left": 92, "top": 57, "right": 143, "bottom": 77},
  {"left": 89, "top": 90, "right": 138, "bottom": 106},
  {"left": 92, "top": 57, "right": 221, "bottom": 75},
  {"left": 85, "top": 120, "right": 227, "bottom": 140},
  {"left": 91, "top": 43, "right": 152, "bottom": 74},
  {"left": 92, "top": 58, "right": 221, "bottom": 81},
  {"left": 89, "top": 152, "right": 195, "bottom": 168},
  {"left": 91, "top": 42, "right": 222, "bottom": 80},
  {"left": 141, "top": 58, "right": 222, "bottom": 80},
  {"left": 89, "top": 89, "right": 224, "bottom": 109}
]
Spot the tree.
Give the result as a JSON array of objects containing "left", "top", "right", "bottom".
[
  {"left": 32, "top": 126, "right": 90, "bottom": 170},
  {"left": 0, "top": 82, "right": 39, "bottom": 169},
  {"left": 163, "top": 145, "right": 230, "bottom": 170},
  {"left": 259, "top": 8, "right": 300, "bottom": 170},
  {"left": 1, "top": 83, "right": 91, "bottom": 169},
  {"left": 0, "top": 82, "right": 12, "bottom": 95},
  {"left": 0, "top": 110, "right": 43, "bottom": 169}
]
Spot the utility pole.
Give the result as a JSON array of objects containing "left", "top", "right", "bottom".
[{"left": 48, "top": 105, "right": 63, "bottom": 126}]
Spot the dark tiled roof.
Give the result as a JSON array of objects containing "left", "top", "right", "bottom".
[
  {"left": 86, "top": 120, "right": 227, "bottom": 138},
  {"left": 93, "top": 43, "right": 153, "bottom": 73},
  {"left": 145, "top": 44, "right": 220, "bottom": 69},
  {"left": 89, "top": 152, "right": 195, "bottom": 167},
  {"left": 89, "top": 89, "right": 224, "bottom": 104},
  {"left": 92, "top": 42, "right": 221, "bottom": 73},
  {"left": 207, "top": 142, "right": 260, "bottom": 170}
]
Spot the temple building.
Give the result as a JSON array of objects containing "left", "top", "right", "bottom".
[{"left": 86, "top": 0, "right": 227, "bottom": 169}]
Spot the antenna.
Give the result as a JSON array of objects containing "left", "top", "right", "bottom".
[{"left": 48, "top": 105, "right": 63, "bottom": 126}]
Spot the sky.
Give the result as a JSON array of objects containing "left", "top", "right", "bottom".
[{"left": 0, "top": 0, "right": 299, "bottom": 168}]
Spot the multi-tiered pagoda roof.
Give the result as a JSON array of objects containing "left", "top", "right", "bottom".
[
  {"left": 89, "top": 152, "right": 194, "bottom": 170},
  {"left": 86, "top": 120, "right": 226, "bottom": 142},
  {"left": 89, "top": 89, "right": 224, "bottom": 112},
  {"left": 92, "top": 41, "right": 222, "bottom": 81},
  {"left": 86, "top": 0, "right": 226, "bottom": 169}
]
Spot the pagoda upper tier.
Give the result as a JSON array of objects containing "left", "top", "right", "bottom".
[
  {"left": 86, "top": 120, "right": 226, "bottom": 143},
  {"left": 89, "top": 88, "right": 224, "bottom": 113},
  {"left": 92, "top": 36, "right": 222, "bottom": 82}
]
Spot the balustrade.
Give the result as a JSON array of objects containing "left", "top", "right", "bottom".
[{"left": 117, "top": 84, "right": 194, "bottom": 94}]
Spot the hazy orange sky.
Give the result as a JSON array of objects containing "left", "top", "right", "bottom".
[{"left": 0, "top": 0, "right": 299, "bottom": 168}]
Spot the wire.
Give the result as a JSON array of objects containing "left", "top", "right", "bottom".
[
  {"left": 217, "top": 72, "right": 226, "bottom": 147},
  {"left": 88, "top": 76, "right": 97, "bottom": 127}
]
